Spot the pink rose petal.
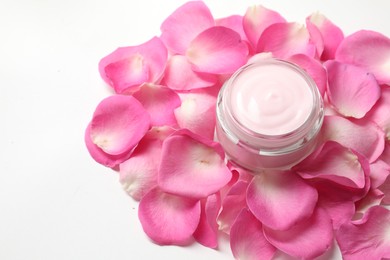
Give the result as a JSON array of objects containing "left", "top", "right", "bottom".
[
  {"left": 99, "top": 37, "right": 167, "bottom": 93},
  {"left": 325, "top": 60, "right": 381, "bottom": 119},
  {"left": 336, "top": 30, "right": 390, "bottom": 84},
  {"left": 217, "top": 180, "right": 249, "bottom": 234},
  {"left": 247, "top": 171, "right": 318, "bottom": 231},
  {"left": 263, "top": 208, "right": 333, "bottom": 259},
  {"left": 85, "top": 123, "right": 132, "bottom": 168},
  {"left": 186, "top": 26, "right": 249, "bottom": 74},
  {"left": 312, "top": 178, "right": 357, "bottom": 230},
  {"left": 354, "top": 189, "right": 384, "bottom": 220},
  {"left": 119, "top": 126, "right": 174, "bottom": 201},
  {"left": 193, "top": 193, "right": 221, "bottom": 248},
  {"left": 306, "top": 12, "right": 344, "bottom": 60},
  {"left": 369, "top": 159, "right": 390, "bottom": 189},
  {"left": 161, "top": 55, "right": 217, "bottom": 91},
  {"left": 230, "top": 209, "right": 276, "bottom": 260},
  {"left": 133, "top": 83, "right": 181, "bottom": 126},
  {"left": 322, "top": 115, "right": 385, "bottom": 163},
  {"left": 160, "top": 1, "right": 214, "bottom": 54},
  {"left": 139, "top": 187, "right": 201, "bottom": 245},
  {"left": 90, "top": 95, "right": 150, "bottom": 155},
  {"left": 336, "top": 206, "right": 390, "bottom": 259},
  {"left": 296, "top": 141, "right": 368, "bottom": 189},
  {"left": 243, "top": 5, "right": 286, "bottom": 49},
  {"left": 366, "top": 87, "right": 390, "bottom": 141},
  {"left": 257, "top": 22, "right": 316, "bottom": 59},
  {"left": 216, "top": 15, "right": 248, "bottom": 42},
  {"left": 379, "top": 174, "right": 390, "bottom": 205},
  {"left": 174, "top": 89, "right": 217, "bottom": 139},
  {"left": 288, "top": 54, "right": 327, "bottom": 96},
  {"left": 158, "top": 130, "right": 232, "bottom": 199}
]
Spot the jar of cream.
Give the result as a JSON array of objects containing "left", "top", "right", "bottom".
[{"left": 216, "top": 58, "right": 324, "bottom": 171}]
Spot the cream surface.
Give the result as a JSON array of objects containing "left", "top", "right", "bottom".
[{"left": 230, "top": 63, "right": 313, "bottom": 135}]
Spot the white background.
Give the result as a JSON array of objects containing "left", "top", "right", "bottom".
[{"left": 1, "top": 0, "right": 390, "bottom": 259}]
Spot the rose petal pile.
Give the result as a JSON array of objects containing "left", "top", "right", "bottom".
[{"left": 85, "top": 2, "right": 390, "bottom": 259}]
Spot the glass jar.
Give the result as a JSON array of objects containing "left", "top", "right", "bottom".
[{"left": 215, "top": 58, "right": 324, "bottom": 171}]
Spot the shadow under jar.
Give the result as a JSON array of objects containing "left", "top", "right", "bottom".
[{"left": 216, "top": 58, "right": 324, "bottom": 171}]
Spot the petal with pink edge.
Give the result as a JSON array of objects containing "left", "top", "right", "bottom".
[
  {"left": 138, "top": 188, "right": 201, "bottom": 245},
  {"left": 247, "top": 171, "right": 318, "bottom": 231},
  {"left": 306, "top": 12, "right": 344, "bottom": 60},
  {"left": 174, "top": 89, "right": 217, "bottom": 139},
  {"left": 85, "top": 123, "right": 132, "bottom": 168},
  {"left": 99, "top": 37, "right": 167, "bottom": 93},
  {"left": 158, "top": 130, "right": 232, "bottom": 199},
  {"left": 336, "top": 30, "right": 390, "bottom": 84},
  {"left": 186, "top": 26, "right": 249, "bottom": 74},
  {"left": 230, "top": 209, "right": 276, "bottom": 260},
  {"left": 336, "top": 206, "right": 390, "bottom": 259},
  {"left": 288, "top": 54, "right": 327, "bottom": 96},
  {"left": 366, "top": 87, "right": 390, "bottom": 141},
  {"left": 160, "top": 1, "right": 214, "bottom": 54},
  {"left": 322, "top": 115, "right": 385, "bottom": 163},
  {"left": 257, "top": 22, "right": 316, "bottom": 59},
  {"left": 243, "top": 5, "right": 286, "bottom": 49},
  {"left": 296, "top": 141, "right": 368, "bottom": 189},
  {"left": 89, "top": 95, "right": 150, "bottom": 155},
  {"left": 161, "top": 55, "right": 217, "bottom": 91},
  {"left": 193, "top": 193, "right": 221, "bottom": 248},
  {"left": 263, "top": 208, "right": 333, "bottom": 259},
  {"left": 119, "top": 127, "right": 174, "bottom": 201},
  {"left": 325, "top": 60, "right": 381, "bottom": 119},
  {"left": 217, "top": 180, "right": 249, "bottom": 234},
  {"left": 133, "top": 83, "right": 181, "bottom": 126}
]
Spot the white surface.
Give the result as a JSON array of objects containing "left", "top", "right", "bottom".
[{"left": 1, "top": 1, "right": 389, "bottom": 259}]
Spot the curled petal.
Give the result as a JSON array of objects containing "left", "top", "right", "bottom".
[
  {"left": 99, "top": 37, "right": 167, "bottom": 93},
  {"left": 336, "top": 30, "right": 390, "bottom": 84},
  {"left": 174, "top": 89, "right": 217, "bottom": 139},
  {"left": 90, "top": 95, "right": 150, "bottom": 155},
  {"left": 247, "top": 171, "right": 318, "bottom": 231},
  {"left": 187, "top": 26, "right": 249, "bottom": 74},
  {"left": 257, "top": 22, "right": 316, "bottom": 59},
  {"left": 322, "top": 115, "right": 385, "bottom": 163},
  {"left": 366, "top": 87, "right": 390, "bottom": 141},
  {"left": 133, "top": 83, "right": 181, "bottom": 126},
  {"left": 158, "top": 130, "right": 232, "bottom": 199},
  {"left": 193, "top": 193, "right": 221, "bottom": 248},
  {"left": 217, "top": 180, "right": 249, "bottom": 234},
  {"left": 336, "top": 206, "right": 390, "bottom": 259},
  {"left": 138, "top": 188, "right": 201, "bottom": 245},
  {"left": 325, "top": 61, "right": 381, "bottom": 119},
  {"left": 296, "top": 141, "right": 368, "bottom": 189},
  {"left": 230, "top": 209, "right": 276, "bottom": 260},
  {"left": 161, "top": 55, "right": 217, "bottom": 91},
  {"left": 243, "top": 5, "right": 286, "bottom": 49},
  {"left": 85, "top": 123, "right": 132, "bottom": 168},
  {"left": 306, "top": 12, "right": 344, "bottom": 60},
  {"left": 288, "top": 54, "right": 327, "bottom": 96},
  {"left": 263, "top": 208, "right": 333, "bottom": 259},
  {"left": 160, "top": 1, "right": 214, "bottom": 54}
]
